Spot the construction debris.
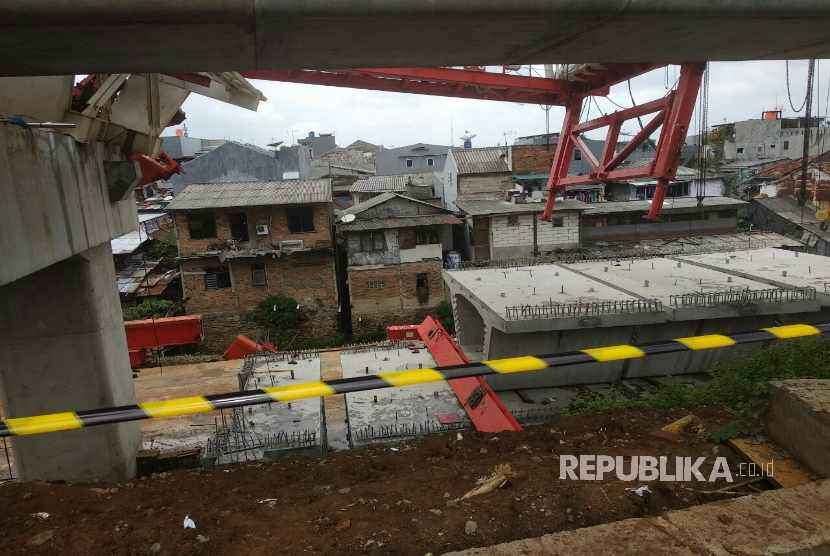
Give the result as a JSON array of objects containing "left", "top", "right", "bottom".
[{"left": 460, "top": 464, "right": 515, "bottom": 501}]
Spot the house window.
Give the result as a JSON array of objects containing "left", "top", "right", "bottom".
[
  {"left": 416, "top": 273, "right": 430, "bottom": 303},
  {"left": 251, "top": 262, "right": 266, "bottom": 286},
  {"left": 187, "top": 211, "right": 217, "bottom": 239},
  {"left": 552, "top": 217, "right": 564, "bottom": 228},
  {"left": 507, "top": 215, "right": 519, "bottom": 226},
  {"left": 405, "top": 158, "right": 414, "bottom": 168},
  {"left": 360, "top": 231, "right": 386, "bottom": 252},
  {"left": 367, "top": 280, "right": 386, "bottom": 289},
  {"left": 784, "top": 140, "right": 790, "bottom": 150},
  {"left": 736, "top": 147, "right": 744, "bottom": 154},
  {"left": 229, "top": 212, "right": 249, "bottom": 242},
  {"left": 287, "top": 206, "right": 315, "bottom": 233},
  {"left": 416, "top": 227, "right": 440, "bottom": 245},
  {"left": 427, "top": 158, "right": 435, "bottom": 167},
  {"left": 204, "top": 268, "right": 231, "bottom": 290},
  {"left": 573, "top": 150, "right": 582, "bottom": 161},
  {"left": 770, "top": 144, "right": 776, "bottom": 149}
]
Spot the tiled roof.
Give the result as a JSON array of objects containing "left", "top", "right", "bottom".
[
  {"left": 166, "top": 180, "right": 331, "bottom": 210},
  {"left": 583, "top": 196, "right": 746, "bottom": 215},
  {"left": 452, "top": 147, "right": 510, "bottom": 174},
  {"left": 349, "top": 173, "right": 434, "bottom": 193}
]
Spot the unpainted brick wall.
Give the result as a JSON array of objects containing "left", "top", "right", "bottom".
[
  {"left": 180, "top": 251, "right": 339, "bottom": 351},
  {"left": 348, "top": 260, "right": 445, "bottom": 335},
  {"left": 174, "top": 204, "right": 332, "bottom": 257},
  {"left": 511, "top": 144, "right": 557, "bottom": 174}
]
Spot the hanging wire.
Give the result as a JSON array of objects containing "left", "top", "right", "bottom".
[
  {"left": 786, "top": 60, "right": 811, "bottom": 113},
  {"left": 696, "top": 63, "right": 710, "bottom": 207}
]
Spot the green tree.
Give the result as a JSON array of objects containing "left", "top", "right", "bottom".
[
  {"left": 122, "top": 299, "right": 175, "bottom": 321},
  {"left": 248, "top": 295, "right": 302, "bottom": 344},
  {"left": 436, "top": 301, "right": 455, "bottom": 334}
]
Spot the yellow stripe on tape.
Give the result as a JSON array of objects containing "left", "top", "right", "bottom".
[
  {"left": 484, "top": 356, "right": 548, "bottom": 374},
  {"left": 264, "top": 381, "right": 335, "bottom": 402},
  {"left": 762, "top": 324, "right": 821, "bottom": 339},
  {"left": 377, "top": 368, "right": 444, "bottom": 387},
  {"left": 141, "top": 397, "right": 214, "bottom": 418},
  {"left": 5, "top": 412, "right": 83, "bottom": 435},
  {"left": 675, "top": 334, "right": 736, "bottom": 351},
  {"left": 581, "top": 345, "right": 645, "bottom": 362}
]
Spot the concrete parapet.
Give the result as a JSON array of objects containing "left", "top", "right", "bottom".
[{"left": 768, "top": 379, "right": 830, "bottom": 478}]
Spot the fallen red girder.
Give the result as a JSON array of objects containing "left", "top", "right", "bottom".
[{"left": 389, "top": 317, "right": 522, "bottom": 433}]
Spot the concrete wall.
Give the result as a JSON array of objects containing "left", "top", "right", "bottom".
[
  {"left": 582, "top": 214, "right": 737, "bottom": 242},
  {"left": 0, "top": 125, "right": 136, "bottom": 287}
]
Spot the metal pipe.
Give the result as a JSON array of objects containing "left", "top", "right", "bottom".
[{"left": 0, "top": 322, "right": 827, "bottom": 438}]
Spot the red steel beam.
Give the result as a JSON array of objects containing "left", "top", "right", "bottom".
[
  {"left": 243, "top": 68, "right": 571, "bottom": 105},
  {"left": 415, "top": 316, "right": 522, "bottom": 433}
]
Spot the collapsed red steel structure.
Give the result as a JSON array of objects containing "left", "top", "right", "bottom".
[{"left": 241, "top": 62, "right": 704, "bottom": 221}]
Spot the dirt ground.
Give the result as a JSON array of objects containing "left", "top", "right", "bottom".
[{"left": 0, "top": 408, "right": 756, "bottom": 555}]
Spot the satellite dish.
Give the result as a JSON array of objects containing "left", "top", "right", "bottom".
[{"left": 341, "top": 213, "right": 356, "bottom": 223}]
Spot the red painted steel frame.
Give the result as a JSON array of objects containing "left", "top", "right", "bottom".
[
  {"left": 242, "top": 64, "right": 657, "bottom": 106},
  {"left": 542, "top": 63, "right": 705, "bottom": 221},
  {"left": 413, "top": 316, "right": 522, "bottom": 433}
]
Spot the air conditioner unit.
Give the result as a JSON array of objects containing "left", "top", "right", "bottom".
[
  {"left": 255, "top": 224, "right": 269, "bottom": 236},
  {"left": 280, "top": 240, "right": 304, "bottom": 252}
]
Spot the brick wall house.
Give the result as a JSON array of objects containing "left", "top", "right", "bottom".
[
  {"left": 336, "top": 193, "right": 460, "bottom": 335},
  {"left": 166, "top": 180, "right": 339, "bottom": 351},
  {"left": 456, "top": 198, "right": 588, "bottom": 261}
]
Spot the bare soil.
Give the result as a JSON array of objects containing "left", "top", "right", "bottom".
[{"left": 1, "top": 408, "right": 755, "bottom": 555}]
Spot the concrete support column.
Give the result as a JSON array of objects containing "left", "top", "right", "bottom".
[{"left": 0, "top": 242, "right": 139, "bottom": 482}]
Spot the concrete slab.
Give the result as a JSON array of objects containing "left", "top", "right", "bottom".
[
  {"left": 675, "top": 247, "right": 830, "bottom": 304},
  {"left": 768, "top": 379, "right": 830, "bottom": 478},
  {"left": 340, "top": 344, "right": 464, "bottom": 445},
  {"left": 566, "top": 255, "right": 818, "bottom": 320},
  {"left": 444, "top": 479, "right": 830, "bottom": 556}
]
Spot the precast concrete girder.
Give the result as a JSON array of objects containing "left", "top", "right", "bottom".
[{"left": 3, "top": 1, "right": 830, "bottom": 76}]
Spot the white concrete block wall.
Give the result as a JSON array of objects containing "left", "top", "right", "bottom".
[{"left": 537, "top": 212, "right": 579, "bottom": 249}]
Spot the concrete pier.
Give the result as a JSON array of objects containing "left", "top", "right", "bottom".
[
  {"left": 444, "top": 248, "right": 830, "bottom": 390},
  {"left": 0, "top": 126, "right": 140, "bottom": 481},
  {"left": 0, "top": 244, "right": 140, "bottom": 481}
]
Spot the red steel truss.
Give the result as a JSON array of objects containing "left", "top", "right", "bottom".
[
  {"left": 243, "top": 62, "right": 701, "bottom": 222},
  {"left": 542, "top": 63, "right": 705, "bottom": 221}
]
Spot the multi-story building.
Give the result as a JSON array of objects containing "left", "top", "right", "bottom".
[
  {"left": 166, "top": 180, "right": 339, "bottom": 350},
  {"left": 375, "top": 143, "right": 450, "bottom": 175},
  {"left": 336, "top": 193, "right": 459, "bottom": 335},
  {"left": 720, "top": 113, "right": 830, "bottom": 162}
]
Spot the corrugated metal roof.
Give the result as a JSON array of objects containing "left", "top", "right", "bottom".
[
  {"left": 339, "top": 214, "right": 461, "bottom": 231},
  {"left": 583, "top": 196, "right": 746, "bottom": 215},
  {"left": 456, "top": 198, "right": 588, "bottom": 216},
  {"left": 166, "top": 180, "right": 331, "bottom": 210},
  {"left": 349, "top": 173, "right": 435, "bottom": 193},
  {"left": 111, "top": 230, "right": 148, "bottom": 255},
  {"left": 452, "top": 147, "right": 510, "bottom": 175}
]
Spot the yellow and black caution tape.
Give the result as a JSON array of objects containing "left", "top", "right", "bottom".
[{"left": 1, "top": 323, "right": 826, "bottom": 438}]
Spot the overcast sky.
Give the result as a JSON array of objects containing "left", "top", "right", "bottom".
[{"left": 165, "top": 60, "right": 829, "bottom": 150}]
